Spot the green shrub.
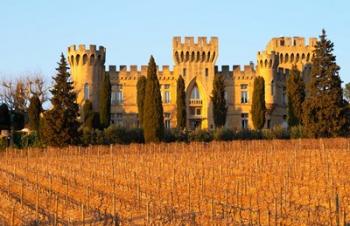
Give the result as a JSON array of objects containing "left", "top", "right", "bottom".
[
  {"left": 189, "top": 129, "right": 213, "bottom": 142},
  {"left": 213, "top": 128, "right": 235, "bottom": 141},
  {"left": 234, "top": 129, "right": 262, "bottom": 140},
  {"left": 21, "top": 131, "right": 43, "bottom": 148},
  {"left": 104, "top": 125, "right": 128, "bottom": 144},
  {"left": 127, "top": 128, "right": 144, "bottom": 143},
  {"left": 290, "top": 125, "right": 305, "bottom": 139},
  {"left": 0, "top": 136, "right": 8, "bottom": 150}
]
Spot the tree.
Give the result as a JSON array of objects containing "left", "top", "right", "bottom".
[
  {"left": 0, "top": 103, "right": 10, "bottom": 130},
  {"left": 43, "top": 53, "right": 80, "bottom": 146},
  {"left": 286, "top": 65, "right": 305, "bottom": 127},
  {"left": 136, "top": 76, "right": 147, "bottom": 127},
  {"left": 302, "top": 30, "right": 349, "bottom": 137},
  {"left": 251, "top": 76, "right": 266, "bottom": 130},
  {"left": 28, "top": 95, "right": 42, "bottom": 131},
  {"left": 99, "top": 72, "right": 111, "bottom": 129},
  {"left": 176, "top": 75, "right": 186, "bottom": 129},
  {"left": 143, "top": 56, "right": 164, "bottom": 142},
  {"left": 211, "top": 75, "right": 227, "bottom": 128},
  {"left": 82, "top": 100, "right": 94, "bottom": 130}
]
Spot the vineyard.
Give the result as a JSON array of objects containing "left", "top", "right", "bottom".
[{"left": 0, "top": 139, "right": 349, "bottom": 225}]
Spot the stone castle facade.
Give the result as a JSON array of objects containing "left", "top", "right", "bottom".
[{"left": 67, "top": 36, "right": 317, "bottom": 130}]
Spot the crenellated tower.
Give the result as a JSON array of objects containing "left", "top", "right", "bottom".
[
  {"left": 256, "top": 51, "right": 279, "bottom": 108},
  {"left": 67, "top": 44, "right": 106, "bottom": 111},
  {"left": 172, "top": 36, "right": 218, "bottom": 129}
]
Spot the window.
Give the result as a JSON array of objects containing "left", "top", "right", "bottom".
[
  {"left": 164, "top": 113, "right": 171, "bottom": 129},
  {"left": 111, "top": 113, "right": 123, "bottom": 126},
  {"left": 111, "top": 85, "right": 123, "bottom": 105},
  {"left": 241, "top": 113, "right": 248, "bottom": 129},
  {"left": 205, "top": 68, "right": 209, "bottom": 77},
  {"left": 190, "top": 107, "right": 201, "bottom": 116},
  {"left": 271, "top": 80, "right": 274, "bottom": 96},
  {"left": 240, "top": 84, "right": 248, "bottom": 104},
  {"left": 190, "top": 84, "right": 200, "bottom": 100},
  {"left": 84, "top": 83, "right": 89, "bottom": 100},
  {"left": 267, "top": 119, "right": 271, "bottom": 129},
  {"left": 183, "top": 68, "right": 187, "bottom": 77},
  {"left": 162, "top": 84, "right": 171, "bottom": 104}
]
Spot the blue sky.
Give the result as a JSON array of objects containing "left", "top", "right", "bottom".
[{"left": 0, "top": 0, "right": 349, "bottom": 83}]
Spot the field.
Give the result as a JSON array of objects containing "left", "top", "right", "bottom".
[{"left": 0, "top": 139, "right": 349, "bottom": 225}]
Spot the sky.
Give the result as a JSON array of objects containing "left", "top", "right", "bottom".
[{"left": 0, "top": 0, "right": 349, "bottom": 84}]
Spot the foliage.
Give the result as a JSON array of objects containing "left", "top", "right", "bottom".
[
  {"left": 287, "top": 66, "right": 305, "bottom": 126},
  {"left": 0, "top": 103, "right": 10, "bottom": 130},
  {"left": 99, "top": 72, "right": 111, "bottom": 129},
  {"left": 136, "top": 76, "right": 147, "bottom": 127},
  {"left": 43, "top": 53, "right": 80, "bottom": 146},
  {"left": 28, "top": 95, "right": 42, "bottom": 131},
  {"left": 251, "top": 76, "right": 266, "bottom": 130},
  {"left": 143, "top": 56, "right": 164, "bottom": 143},
  {"left": 213, "top": 128, "right": 235, "bottom": 141},
  {"left": 289, "top": 125, "right": 306, "bottom": 139},
  {"left": 211, "top": 75, "right": 227, "bottom": 128},
  {"left": 343, "top": 82, "right": 350, "bottom": 102},
  {"left": 302, "top": 30, "right": 349, "bottom": 137},
  {"left": 261, "top": 126, "right": 290, "bottom": 140},
  {"left": 176, "top": 75, "right": 186, "bottom": 129},
  {"left": 189, "top": 129, "right": 213, "bottom": 142}
]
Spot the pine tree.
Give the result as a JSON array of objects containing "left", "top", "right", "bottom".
[
  {"left": 99, "top": 72, "right": 111, "bottom": 129},
  {"left": 43, "top": 53, "right": 80, "bottom": 146},
  {"left": 302, "top": 30, "right": 349, "bottom": 137},
  {"left": 136, "top": 76, "right": 147, "bottom": 127},
  {"left": 344, "top": 82, "right": 350, "bottom": 103},
  {"left": 286, "top": 65, "right": 305, "bottom": 127},
  {"left": 211, "top": 75, "right": 227, "bottom": 128},
  {"left": 143, "top": 56, "right": 164, "bottom": 142},
  {"left": 0, "top": 103, "right": 10, "bottom": 130},
  {"left": 28, "top": 95, "right": 42, "bottom": 131},
  {"left": 251, "top": 76, "right": 266, "bottom": 130},
  {"left": 176, "top": 75, "right": 186, "bottom": 129}
]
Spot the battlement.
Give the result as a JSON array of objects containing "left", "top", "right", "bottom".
[
  {"left": 67, "top": 44, "right": 106, "bottom": 67},
  {"left": 68, "top": 44, "right": 105, "bottom": 54},
  {"left": 266, "top": 37, "right": 318, "bottom": 51},
  {"left": 107, "top": 65, "right": 174, "bottom": 80},
  {"left": 215, "top": 64, "right": 256, "bottom": 80},
  {"left": 257, "top": 51, "right": 278, "bottom": 69},
  {"left": 173, "top": 36, "right": 218, "bottom": 48}
]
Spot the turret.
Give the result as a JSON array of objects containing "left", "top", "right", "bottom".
[
  {"left": 256, "top": 51, "right": 279, "bottom": 107},
  {"left": 67, "top": 44, "right": 106, "bottom": 110}
]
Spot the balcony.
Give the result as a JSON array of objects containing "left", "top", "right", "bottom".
[{"left": 189, "top": 99, "right": 202, "bottom": 105}]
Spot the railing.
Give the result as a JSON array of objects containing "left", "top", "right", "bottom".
[{"left": 189, "top": 99, "right": 202, "bottom": 105}]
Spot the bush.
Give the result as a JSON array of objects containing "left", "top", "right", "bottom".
[
  {"left": 104, "top": 125, "right": 128, "bottom": 144},
  {"left": 127, "top": 128, "right": 144, "bottom": 143},
  {"left": 164, "top": 129, "right": 177, "bottom": 143},
  {"left": 261, "top": 126, "right": 290, "bottom": 140},
  {"left": 234, "top": 129, "right": 262, "bottom": 140},
  {"left": 290, "top": 125, "right": 305, "bottom": 139},
  {"left": 189, "top": 129, "right": 213, "bottom": 142},
  {"left": 213, "top": 128, "right": 235, "bottom": 141},
  {"left": 21, "top": 131, "right": 43, "bottom": 148},
  {"left": 0, "top": 136, "right": 8, "bottom": 150}
]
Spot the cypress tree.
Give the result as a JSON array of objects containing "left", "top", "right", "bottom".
[
  {"left": 286, "top": 65, "right": 305, "bottom": 127},
  {"left": 211, "top": 75, "right": 227, "bottom": 128},
  {"left": 99, "top": 72, "right": 111, "bottom": 129},
  {"left": 28, "top": 95, "right": 42, "bottom": 131},
  {"left": 0, "top": 103, "right": 10, "bottom": 130},
  {"left": 176, "top": 75, "right": 186, "bottom": 129},
  {"left": 82, "top": 100, "right": 94, "bottom": 130},
  {"left": 43, "top": 53, "right": 80, "bottom": 146},
  {"left": 143, "top": 56, "right": 164, "bottom": 142},
  {"left": 251, "top": 76, "right": 266, "bottom": 130},
  {"left": 302, "top": 30, "right": 348, "bottom": 137},
  {"left": 136, "top": 76, "right": 147, "bottom": 127}
]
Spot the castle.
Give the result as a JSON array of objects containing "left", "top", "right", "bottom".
[{"left": 67, "top": 36, "right": 317, "bottom": 130}]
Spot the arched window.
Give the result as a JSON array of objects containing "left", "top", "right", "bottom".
[
  {"left": 84, "top": 83, "right": 89, "bottom": 100},
  {"left": 191, "top": 84, "right": 200, "bottom": 100},
  {"left": 280, "top": 54, "right": 283, "bottom": 63}
]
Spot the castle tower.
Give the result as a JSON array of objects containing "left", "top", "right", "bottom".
[
  {"left": 256, "top": 51, "right": 279, "bottom": 108},
  {"left": 172, "top": 36, "right": 218, "bottom": 129},
  {"left": 67, "top": 44, "right": 106, "bottom": 111}
]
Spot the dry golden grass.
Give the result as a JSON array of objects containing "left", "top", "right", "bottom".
[{"left": 0, "top": 138, "right": 349, "bottom": 225}]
